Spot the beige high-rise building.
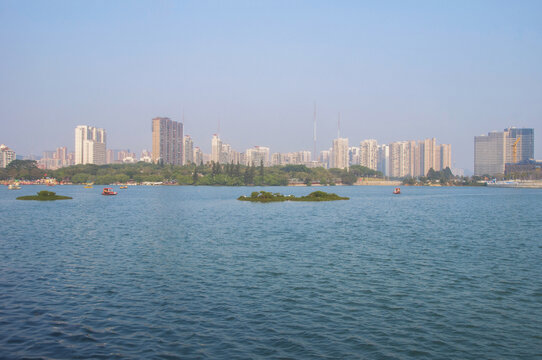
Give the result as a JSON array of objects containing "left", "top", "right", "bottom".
[
  {"left": 245, "top": 146, "right": 270, "bottom": 166},
  {"left": 440, "top": 144, "right": 452, "bottom": 170},
  {"left": 360, "top": 139, "right": 378, "bottom": 170},
  {"left": 419, "top": 138, "right": 438, "bottom": 176},
  {"left": 152, "top": 117, "right": 183, "bottom": 165},
  {"left": 75, "top": 125, "right": 106, "bottom": 165},
  {"left": 0, "top": 144, "right": 16, "bottom": 168},
  {"left": 389, "top": 141, "right": 410, "bottom": 177},
  {"left": 332, "top": 138, "right": 349, "bottom": 169}
]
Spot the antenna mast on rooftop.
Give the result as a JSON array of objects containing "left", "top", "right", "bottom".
[{"left": 313, "top": 102, "right": 317, "bottom": 161}]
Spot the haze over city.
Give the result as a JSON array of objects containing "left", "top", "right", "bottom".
[{"left": 2, "top": 0, "right": 541, "bottom": 172}]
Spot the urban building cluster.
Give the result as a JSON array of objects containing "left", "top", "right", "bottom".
[
  {"left": 3, "top": 119, "right": 536, "bottom": 179},
  {"left": 474, "top": 127, "right": 535, "bottom": 176},
  {"left": 152, "top": 117, "right": 452, "bottom": 177}
]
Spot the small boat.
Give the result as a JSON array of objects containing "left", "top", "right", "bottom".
[
  {"left": 393, "top": 187, "right": 401, "bottom": 194},
  {"left": 8, "top": 183, "right": 21, "bottom": 190},
  {"left": 84, "top": 183, "right": 93, "bottom": 188},
  {"left": 102, "top": 187, "right": 117, "bottom": 196},
  {"left": 119, "top": 185, "right": 128, "bottom": 189}
]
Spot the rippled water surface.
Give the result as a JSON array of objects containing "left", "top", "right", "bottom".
[{"left": 1, "top": 185, "right": 541, "bottom": 359}]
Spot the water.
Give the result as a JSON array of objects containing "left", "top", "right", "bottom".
[{"left": 1, "top": 185, "right": 541, "bottom": 359}]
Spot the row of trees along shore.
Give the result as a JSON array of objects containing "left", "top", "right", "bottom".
[
  {"left": 1, "top": 160, "right": 381, "bottom": 185},
  {"left": 0, "top": 159, "right": 501, "bottom": 186}
]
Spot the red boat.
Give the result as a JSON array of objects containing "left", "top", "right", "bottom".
[
  {"left": 102, "top": 187, "right": 117, "bottom": 195},
  {"left": 393, "top": 187, "right": 401, "bottom": 194}
]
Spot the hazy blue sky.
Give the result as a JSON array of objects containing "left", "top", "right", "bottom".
[{"left": 1, "top": 0, "right": 541, "bottom": 171}]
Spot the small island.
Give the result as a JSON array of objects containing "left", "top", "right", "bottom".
[
  {"left": 238, "top": 190, "right": 349, "bottom": 203},
  {"left": 17, "top": 190, "right": 72, "bottom": 201}
]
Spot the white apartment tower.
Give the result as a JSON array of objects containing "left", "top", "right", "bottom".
[
  {"left": 183, "top": 135, "right": 194, "bottom": 165},
  {"left": 75, "top": 125, "right": 106, "bottom": 165},
  {"left": 360, "top": 139, "right": 378, "bottom": 170},
  {"left": 332, "top": 138, "right": 349, "bottom": 169},
  {"left": 246, "top": 146, "right": 270, "bottom": 166},
  {"left": 211, "top": 134, "right": 222, "bottom": 163},
  {"left": 0, "top": 144, "right": 16, "bottom": 168}
]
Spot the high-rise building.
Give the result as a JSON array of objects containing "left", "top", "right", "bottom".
[
  {"left": 38, "top": 146, "right": 70, "bottom": 170},
  {"left": 0, "top": 144, "right": 16, "bottom": 168},
  {"left": 246, "top": 146, "right": 270, "bottom": 166},
  {"left": 152, "top": 117, "right": 183, "bottom": 165},
  {"left": 211, "top": 134, "right": 222, "bottom": 163},
  {"left": 377, "top": 144, "right": 389, "bottom": 177},
  {"left": 332, "top": 138, "right": 349, "bottom": 169},
  {"left": 319, "top": 150, "right": 331, "bottom": 169},
  {"left": 193, "top": 147, "right": 203, "bottom": 165},
  {"left": 183, "top": 135, "right": 194, "bottom": 165},
  {"left": 389, "top": 141, "right": 410, "bottom": 177},
  {"left": 349, "top": 146, "right": 360, "bottom": 166},
  {"left": 440, "top": 144, "right": 452, "bottom": 170},
  {"left": 75, "top": 125, "right": 106, "bottom": 165},
  {"left": 360, "top": 139, "right": 378, "bottom": 170},
  {"left": 474, "top": 128, "right": 534, "bottom": 176},
  {"left": 506, "top": 127, "right": 534, "bottom": 163}
]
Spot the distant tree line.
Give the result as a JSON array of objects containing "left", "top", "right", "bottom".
[{"left": 0, "top": 160, "right": 385, "bottom": 186}]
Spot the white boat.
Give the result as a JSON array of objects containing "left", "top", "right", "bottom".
[{"left": 8, "top": 184, "right": 21, "bottom": 190}]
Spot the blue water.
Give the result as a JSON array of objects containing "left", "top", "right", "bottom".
[{"left": 1, "top": 185, "right": 541, "bottom": 359}]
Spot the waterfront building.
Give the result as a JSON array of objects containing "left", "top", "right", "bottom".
[
  {"left": 75, "top": 125, "right": 106, "bottom": 165},
  {"left": 505, "top": 127, "right": 534, "bottom": 163},
  {"left": 377, "top": 144, "right": 389, "bottom": 177},
  {"left": 183, "top": 135, "right": 194, "bottom": 165},
  {"left": 349, "top": 146, "right": 360, "bottom": 166},
  {"left": 151, "top": 117, "right": 183, "bottom": 165},
  {"left": 505, "top": 159, "right": 542, "bottom": 179},
  {"left": 246, "top": 146, "right": 270, "bottom": 166},
  {"left": 389, "top": 141, "right": 410, "bottom": 178},
  {"left": 271, "top": 151, "right": 312, "bottom": 166},
  {"left": 360, "top": 139, "right": 378, "bottom": 170},
  {"left": 440, "top": 144, "right": 452, "bottom": 170},
  {"left": 331, "top": 138, "right": 349, "bottom": 169},
  {"left": 211, "top": 134, "right": 222, "bottom": 163},
  {"left": 319, "top": 150, "right": 331, "bottom": 169},
  {"left": 474, "top": 128, "right": 534, "bottom": 176},
  {"left": 193, "top": 147, "right": 203, "bottom": 165},
  {"left": 38, "top": 146, "right": 70, "bottom": 170},
  {"left": 0, "top": 144, "right": 16, "bottom": 168}
]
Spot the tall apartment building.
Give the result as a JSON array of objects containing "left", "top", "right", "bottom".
[
  {"left": 474, "top": 127, "right": 534, "bottom": 176},
  {"left": 332, "top": 138, "right": 349, "bottom": 169},
  {"left": 360, "top": 139, "right": 378, "bottom": 170},
  {"left": 211, "top": 134, "right": 222, "bottom": 163},
  {"left": 377, "top": 144, "right": 389, "bottom": 177},
  {"left": 75, "top": 125, "right": 106, "bottom": 165},
  {"left": 319, "top": 150, "right": 331, "bottom": 169},
  {"left": 0, "top": 144, "right": 16, "bottom": 168},
  {"left": 151, "top": 117, "right": 183, "bottom": 165},
  {"left": 246, "top": 146, "right": 270, "bottom": 166},
  {"left": 183, "top": 135, "right": 194, "bottom": 165},
  {"left": 389, "top": 141, "right": 410, "bottom": 177}
]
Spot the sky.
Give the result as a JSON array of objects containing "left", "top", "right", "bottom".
[{"left": 1, "top": 0, "right": 541, "bottom": 171}]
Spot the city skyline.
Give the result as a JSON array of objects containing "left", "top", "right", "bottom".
[{"left": 2, "top": 1, "right": 542, "bottom": 170}]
